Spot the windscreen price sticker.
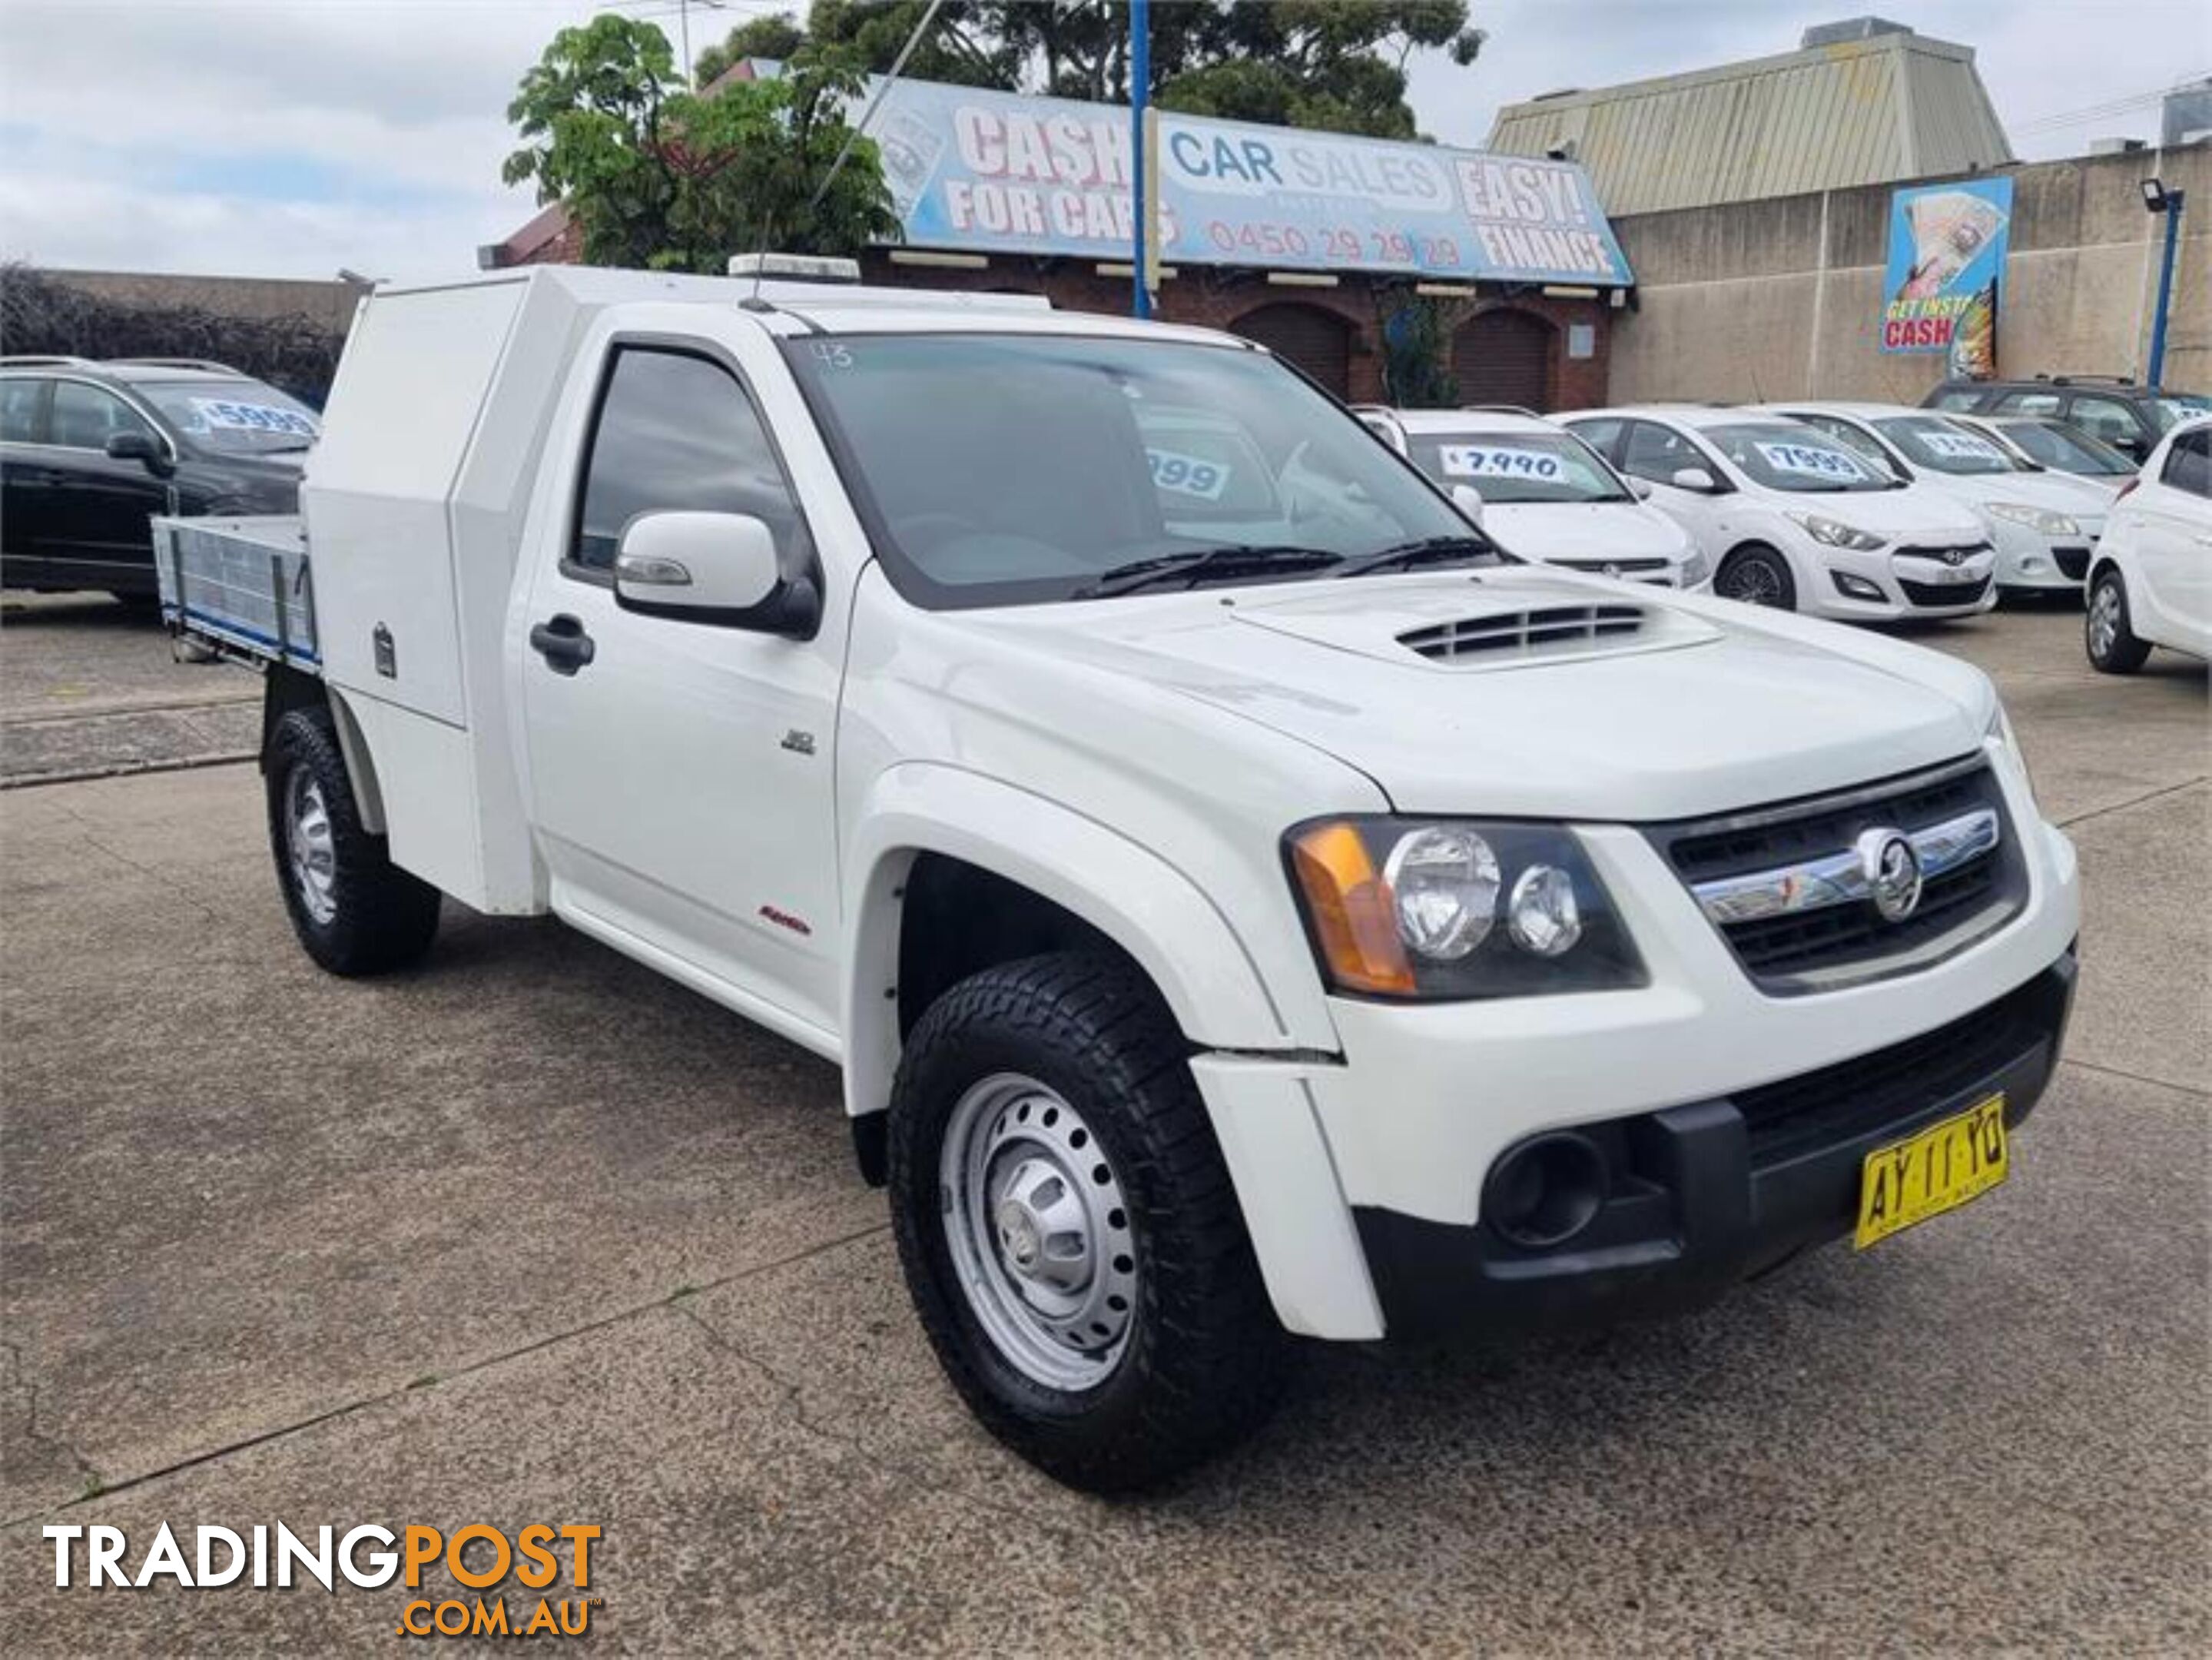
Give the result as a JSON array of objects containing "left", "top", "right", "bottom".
[
  {"left": 1919, "top": 430, "right": 2005, "bottom": 463},
  {"left": 1439, "top": 444, "right": 1561, "bottom": 482},
  {"left": 1755, "top": 442, "right": 1865, "bottom": 481},
  {"left": 1146, "top": 446, "right": 1230, "bottom": 501},
  {"left": 191, "top": 398, "right": 318, "bottom": 438}
]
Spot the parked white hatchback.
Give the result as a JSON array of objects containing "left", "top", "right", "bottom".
[
  {"left": 1948, "top": 412, "right": 2140, "bottom": 501},
  {"left": 2085, "top": 419, "right": 2212, "bottom": 672},
  {"left": 1763, "top": 402, "right": 2111, "bottom": 597},
  {"left": 1562, "top": 406, "right": 1995, "bottom": 620},
  {"left": 1353, "top": 405, "right": 1708, "bottom": 589}
]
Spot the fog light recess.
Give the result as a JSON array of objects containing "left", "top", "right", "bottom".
[{"left": 1483, "top": 1132, "right": 1607, "bottom": 1249}]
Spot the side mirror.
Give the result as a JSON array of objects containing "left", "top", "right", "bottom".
[
  {"left": 1627, "top": 476, "right": 1654, "bottom": 500},
  {"left": 1451, "top": 483, "right": 1485, "bottom": 525},
  {"left": 1670, "top": 466, "right": 1719, "bottom": 493},
  {"left": 105, "top": 431, "right": 171, "bottom": 476},
  {"left": 613, "top": 510, "right": 819, "bottom": 637}
]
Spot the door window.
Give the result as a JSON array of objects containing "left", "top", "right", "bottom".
[
  {"left": 48, "top": 382, "right": 155, "bottom": 451},
  {"left": 0, "top": 377, "right": 45, "bottom": 443},
  {"left": 571, "top": 347, "right": 808, "bottom": 575},
  {"left": 2066, "top": 396, "right": 2141, "bottom": 448},
  {"left": 1995, "top": 390, "right": 2062, "bottom": 417},
  {"left": 1620, "top": 420, "right": 1703, "bottom": 485},
  {"left": 1927, "top": 389, "right": 1983, "bottom": 411},
  {"left": 1565, "top": 417, "right": 1623, "bottom": 461},
  {"left": 2160, "top": 429, "right": 2211, "bottom": 500}
]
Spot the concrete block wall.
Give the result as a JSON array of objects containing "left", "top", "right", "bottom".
[{"left": 1608, "top": 144, "right": 2210, "bottom": 402}]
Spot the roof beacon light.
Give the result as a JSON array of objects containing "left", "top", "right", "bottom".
[{"left": 726, "top": 253, "right": 861, "bottom": 284}]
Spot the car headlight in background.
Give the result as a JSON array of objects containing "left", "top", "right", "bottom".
[
  {"left": 1287, "top": 818, "right": 1645, "bottom": 999},
  {"left": 1985, "top": 502, "right": 2080, "bottom": 538},
  {"left": 1783, "top": 510, "right": 1887, "bottom": 551},
  {"left": 1679, "top": 550, "right": 1710, "bottom": 586}
]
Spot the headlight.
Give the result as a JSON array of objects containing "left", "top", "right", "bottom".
[
  {"left": 1783, "top": 510, "right": 1886, "bottom": 551},
  {"left": 1680, "top": 550, "right": 1710, "bottom": 586},
  {"left": 1287, "top": 818, "right": 1646, "bottom": 1000},
  {"left": 1985, "top": 502, "right": 2079, "bottom": 537}
]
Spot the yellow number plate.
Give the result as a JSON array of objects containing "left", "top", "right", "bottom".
[{"left": 1854, "top": 1094, "right": 2008, "bottom": 1250}]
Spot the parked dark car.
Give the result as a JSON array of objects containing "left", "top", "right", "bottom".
[
  {"left": 1922, "top": 375, "right": 2212, "bottom": 463},
  {"left": 0, "top": 357, "right": 313, "bottom": 599}
]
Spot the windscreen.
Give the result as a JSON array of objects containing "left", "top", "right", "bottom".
[
  {"left": 2153, "top": 396, "right": 2212, "bottom": 432},
  {"left": 1406, "top": 430, "right": 1632, "bottom": 504},
  {"left": 138, "top": 380, "right": 319, "bottom": 455},
  {"left": 1702, "top": 423, "right": 1894, "bottom": 493},
  {"left": 1873, "top": 414, "right": 2025, "bottom": 476},
  {"left": 786, "top": 333, "right": 1487, "bottom": 607},
  {"left": 2000, "top": 420, "right": 2137, "bottom": 476}
]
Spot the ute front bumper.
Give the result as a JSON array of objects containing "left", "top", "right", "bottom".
[{"left": 1191, "top": 752, "right": 2081, "bottom": 1343}]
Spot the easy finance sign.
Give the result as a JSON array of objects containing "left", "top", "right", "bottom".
[{"left": 861, "top": 75, "right": 1630, "bottom": 287}]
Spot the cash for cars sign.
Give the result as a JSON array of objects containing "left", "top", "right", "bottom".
[
  {"left": 1882, "top": 178, "right": 2013, "bottom": 354},
  {"left": 864, "top": 75, "right": 1631, "bottom": 286}
]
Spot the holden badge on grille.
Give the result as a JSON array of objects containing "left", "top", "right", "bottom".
[{"left": 1856, "top": 827, "right": 1925, "bottom": 923}]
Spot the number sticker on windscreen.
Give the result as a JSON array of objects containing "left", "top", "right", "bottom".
[
  {"left": 190, "top": 399, "right": 319, "bottom": 438},
  {"left": 1919, "top": 430, "right": 2006, "bottom": 463},
  {"left": 1146, "top": 447, "right": 1230, "bottom": 501},
  {"left": 1754, "top": 442, "right": 1865, "bottom": 480},
  {"left": 1438, "top": 444, "right": 1563, "bottom": 482}
]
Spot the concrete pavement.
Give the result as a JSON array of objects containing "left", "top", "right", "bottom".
[
  {"left": 2, "top": 604, "right": 2205, "bottom": 1652},
  {"left": 0, "top": 593, "right": 257, "bottom": 786}
]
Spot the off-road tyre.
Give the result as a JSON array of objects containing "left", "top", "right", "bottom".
[
  {"left": 888, "top": 950, "right": 1286, "bottom": 1493},
  {"left": 264, "top": 705, "right": 441, "bottom": 975},
  {"left": 2084, "top": 567, "right": 2151, "bottom": 675}
]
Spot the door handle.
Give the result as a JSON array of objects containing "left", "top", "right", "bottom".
[{"left": 529, "top": 614, "right": 595, "bottom": 675}]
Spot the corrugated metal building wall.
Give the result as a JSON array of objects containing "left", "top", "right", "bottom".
[{"left": 1487, "top": 22, "right": 2013, "bottom": 216}]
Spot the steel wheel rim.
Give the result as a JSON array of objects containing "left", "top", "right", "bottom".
[
  {"left": 2088, "top": 582, "right": 2121, "bottom": 657},
  {"left": 940, "top": 1072, "right": 1137, "bottom": 1392},
  {"left": 1722, "top": 556, "right": 1784, "bottom": 608},
  {"left": 284, "top": 768, "right": 338, "bottom": 925}
]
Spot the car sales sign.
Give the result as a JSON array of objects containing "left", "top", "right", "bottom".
[
  {"left": 853, "top": 73, "right": 1631, "bottom": 287},
  {"left": 1882, "top": 178, "right": 2012, "bottom": 354}
]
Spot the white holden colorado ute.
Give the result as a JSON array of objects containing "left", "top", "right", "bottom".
[{"left": 160, "top": 265, "right": 2081, "bottom": 1492}]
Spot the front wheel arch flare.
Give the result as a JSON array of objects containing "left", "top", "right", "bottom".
[{"left": 839, "top": 767, "right": 1325, "bottom": 1125}]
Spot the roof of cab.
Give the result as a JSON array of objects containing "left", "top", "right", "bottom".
[{"left": 366, "top": 264, "right": 1250, "bottom": 351}]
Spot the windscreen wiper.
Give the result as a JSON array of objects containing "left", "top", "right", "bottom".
[
  {"left": 1332, "top": 535, "right": 1496, "bottom": 579},
  {"left": 1073, "top": 543, "right": 1341, "bottom": 599}
]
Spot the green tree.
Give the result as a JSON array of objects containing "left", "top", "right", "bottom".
[
  {"left": 693, "top": 12, "right": 808, "bottom": 89},
  {"left": 503, "top": 13, "right": 900, "bottom": 272},
  {"left": 697, "top": 2, "right": 1484, "bottom": 138}
]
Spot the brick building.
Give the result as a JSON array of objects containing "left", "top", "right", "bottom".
[{"left": 484, "top": 68, "right": 1630, "bottom": 412}]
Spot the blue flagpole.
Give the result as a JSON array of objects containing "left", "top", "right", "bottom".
[{"left": 1130, "top": 0, "right": 1151, "bottom": 319}]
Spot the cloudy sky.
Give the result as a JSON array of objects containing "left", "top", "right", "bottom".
[{"left": 1, "top": 0, "right": 2205, "bottom": 280}]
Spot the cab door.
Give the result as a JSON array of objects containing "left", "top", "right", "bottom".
[
  {"left": 519, "top": 338, "right": 847, "bottom": 1048},
  {"left": 2134, "top": 428, "right": 2212, "bottom": 648}
]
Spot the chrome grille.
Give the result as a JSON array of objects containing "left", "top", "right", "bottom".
[
  {"left": 1646, "top": 756, "right": 2025, "bottom": 994},
  {"left": 1399, "top": 604, "right": 1645, "bottom": 662}
]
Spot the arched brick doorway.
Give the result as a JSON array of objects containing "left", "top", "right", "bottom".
[
  {"left": 1453, "top": 308, "right": 1557, "bottom": 411},
  {"left": 1230, "top": 303, "right": 1354, "bottom": 398}
]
